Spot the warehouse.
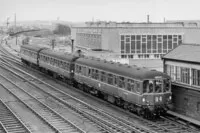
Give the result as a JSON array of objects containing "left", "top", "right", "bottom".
[{"left": 71, "top": 22, "right": 200, "bottom": 59}]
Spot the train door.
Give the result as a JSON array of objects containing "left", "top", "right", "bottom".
[{"left": 70, "top": 62, "right": 75, "bottom": 79}]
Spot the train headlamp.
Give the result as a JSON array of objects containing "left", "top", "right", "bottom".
[
  {"left": 169, "top": 96, "right": 172, "bottom": 100},
  {"left": 159, "top": 96, "right": 162, "bottom": 102},
  {"left": 155, "top": 97, "right": 158, "bottom": 102},
  {"left": 142, "top": 98, "right": 146, "bottom": 102}
]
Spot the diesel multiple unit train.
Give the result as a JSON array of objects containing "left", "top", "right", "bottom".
[{"left": 20, "top": 44, "right": 172, "bottom": 118}]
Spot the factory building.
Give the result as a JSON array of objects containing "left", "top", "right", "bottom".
[
  {"left": 162, "top": 44, "right": 200, "bottom": 121},
  {"left": 71, "top": 21, "right": 200, "bottom": 59}
]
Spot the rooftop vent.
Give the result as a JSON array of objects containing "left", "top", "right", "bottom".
[{"left": 127, "top": 65, "right": 131, "bottom": 68}]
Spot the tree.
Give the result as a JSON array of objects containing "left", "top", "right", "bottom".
[{"left": 53, "top": 24, "right": 71, "bottom": 36}]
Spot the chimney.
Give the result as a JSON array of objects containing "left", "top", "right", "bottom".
[{"left": 147, "top": 15, "right": 150, "bottom": 23}]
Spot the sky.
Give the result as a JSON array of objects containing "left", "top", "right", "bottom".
[{"left": 1, "top": 0, "right": 200, "bottom": 23}]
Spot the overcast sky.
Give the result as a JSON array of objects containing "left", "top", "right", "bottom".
[{"left": 1, "top": 0, "right": 200, "bottom": 23}]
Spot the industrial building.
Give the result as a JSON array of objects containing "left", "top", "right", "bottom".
[
  {"left": 162, "top": 44, "right": 200, "bottom": 121},
  {"left": 71, "top": 21, "right": 200, "bottom": 59}
]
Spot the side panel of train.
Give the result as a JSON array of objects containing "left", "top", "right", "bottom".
[
  {"left": 172, "top": 84, "right": 200, "bottom": 121},
  {"left": 20, "top": 48, "right": 38, "bottom": 65},
  {"left": 38, "top": 54, "right": 71, "bottom": 78},
  {"left": 73, "top": 63, "right": 143, "bottom": 105}
]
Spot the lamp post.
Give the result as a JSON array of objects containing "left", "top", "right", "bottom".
[{"left": 71, "top": 39, "right": 74, "bottom": 53}]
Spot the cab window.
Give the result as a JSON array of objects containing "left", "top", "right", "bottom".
[
  {"left": 155, "top": 79, "right": 162, "bottom": 93},
  {"left": 163, "top": 79, "right": 170, "bottom": 92},
  {"left": 143, "top": 80, "right": 153, "bottom": 93}
]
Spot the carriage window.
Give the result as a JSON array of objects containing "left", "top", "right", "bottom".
[
  {"left": 64, "top": 62, "right": 68, "bottom": 70},
  {"left": 135, "top": 82, "right": 140, "bottom": 93},
  {"left": 118, "top": 76, "right": 125, "bottom": 89},
  {"left": 127, "top": 79, "right": 134, "bottom": 91},
  {"left": 79, "top": 65, "right": 82, "bottom": 73},
  {"left": 75, "top": 65, "right": 78, "bottom": 73},
  {"left": 143, "top": 80, "right": 153, "bottom": 93},
  {"left": 94, "top": 69, "right": 99, "bottom": 80},
  {"left": 101, "top": 71, "right": 107, "bottom": 82},
  {"left": 107, "top": 73, "right": 113, "bottom": 85},
  {"left": 88, "top": 68, "right": 92, "bottom": 77},
  {"left": 113, "top": 75, "right": 118, "bottom": 86},
  {"left": 155, "top": 79, "right": 162, "bottom": 93},
  {"left": 76, "top": 65, "right": 80, "bottom": 73},
  {"left": 91, "top": 69, "right": 96, "bottom": 79},
  {"left": 81, "top": 66, "right": 87, "bottom": 76}
]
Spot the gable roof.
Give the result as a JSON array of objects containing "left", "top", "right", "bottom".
[{"left": 162, "top": 44, "right": 200, "bottom": 63}]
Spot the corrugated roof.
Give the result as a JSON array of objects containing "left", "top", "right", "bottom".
[{"left": 163, "top": 44, "right": 200, "bottom": 63}]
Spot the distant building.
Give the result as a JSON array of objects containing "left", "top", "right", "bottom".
[
  {"left": 71, "top": 21, "right": 200, "bottom": 59},
  {"left": 162, "top": 44, "right": 200, "bottom": 121}
]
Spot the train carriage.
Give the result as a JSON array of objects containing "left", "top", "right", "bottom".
[
  {"left": 74, "top": 56, "right": 172, "bottom": 116},
  {"left": 39, "top": 49, "right": 74, "bottom": 79},
  {"left": 20, "top": 44, "right": 172, "bottom": 118},
  {"left": 20, "top": 44, "right": 45, "bottom": 66}
]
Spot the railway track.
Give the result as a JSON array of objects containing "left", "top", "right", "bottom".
[
  {"left": 0, "top": 55, "right": 154, "bottom": 133},
  {"left": 0, "top": 98, "right": 31, "bottom": 133},
  {"left": 0, "top": 70, "right": 86, "bottom": 133},
  {"left": 0, "top": 42, "right": 20, "bottom": 60},
  {"left": 0, "top": 45, "right": 200, "bottom": 133},
  {"left": 0, "top": 122, "right": 7, "bottom": 133}
]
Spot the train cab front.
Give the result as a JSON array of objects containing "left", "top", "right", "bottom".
[{"left": 141, "top": 77, "right": 172, "bottom": 118}]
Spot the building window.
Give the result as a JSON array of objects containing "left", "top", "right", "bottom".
[
  {"left": 120, "top": 34, "right": 182, "bottom": 57},
  {"left": 175, "top": 66, "right": 190, "bottom": 84},
  {"left": 176, "top": 66, "right": 181, "bottom": 82},
  {"left": 192, "top": 69, "right": 200, "bottom": 86},
  {"left": 125, "top": 43, "right": 130, "bottom": 53},
  {"left": 131, "top": 40, "right": 135, "bottom": 53},
  {"left": 180, "top": 67, "right": 190, "bottom": 84}
]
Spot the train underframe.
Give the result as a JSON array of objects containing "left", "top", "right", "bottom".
[{"left": 22, "top": 58, "right": 168, "bottom": 119}]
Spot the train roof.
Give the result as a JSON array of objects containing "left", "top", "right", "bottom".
[
  {"left": 40, "top": 49, "right": 75, "bottom": 62},
  {"left": 76, "top": 56, "right": 170, "bottom": 80},
  {"left": 21, "top": 44, "right": 74, "bottom": 61},
  {"left": 21, "top": 45, "right": 170, "bottom": 80},
  {"left": 21, "top": 44, "right": 46, "bottom": 52}
]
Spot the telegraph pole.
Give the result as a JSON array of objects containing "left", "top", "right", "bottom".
[
  {"left": 15, "top": 13, "right": 17, "bottom": 45},
  {"left": 6, "top": 17, "right": 10, "bottom": 28}
]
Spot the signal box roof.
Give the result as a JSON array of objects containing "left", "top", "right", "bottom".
[{"left": 162, "top": 44, "right": 200, "bottom": 64}]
